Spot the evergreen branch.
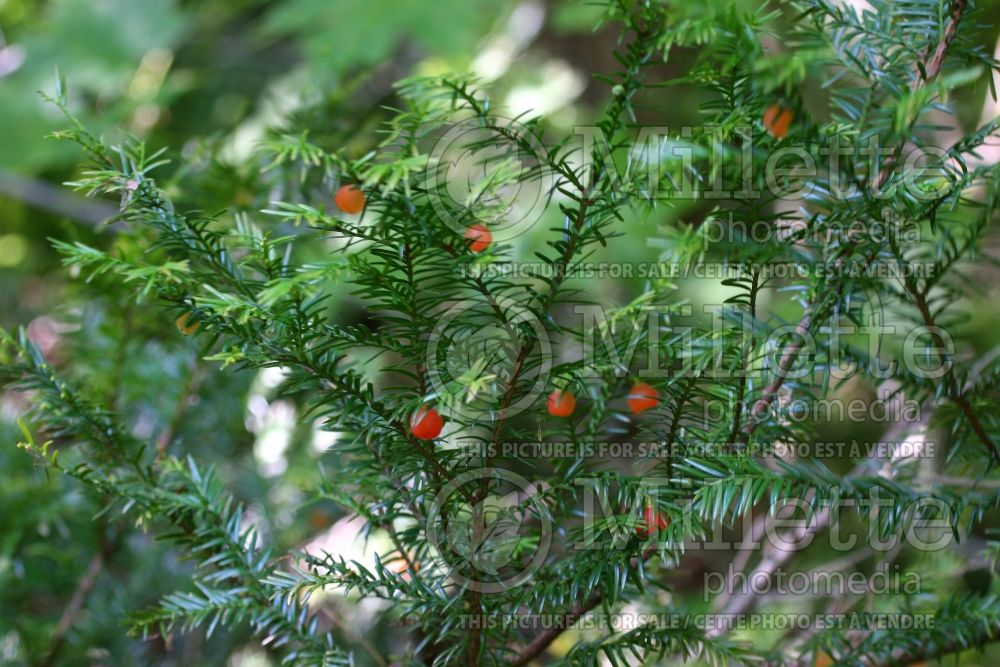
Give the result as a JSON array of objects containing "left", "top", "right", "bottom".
[
  {"left": 554, "top": 621, "right": 753, "bottom": 667},
  {"left": 510, "top": 545, "right": 658, "bottom": 667},
  {"left": 1, "top": 331, "right": 350, "bottom": 665},
  {"left": 773, "top": 595, "right": 1000, "bottom": 667},
  {"left": 471, "top": 7, "right": 674, "bottom": 663},
  {"left": 908, "top": 285, "right": 999, "bottom": 462},
  {"left": 743, "top": 0, "right": 972, "bottom": 438}
]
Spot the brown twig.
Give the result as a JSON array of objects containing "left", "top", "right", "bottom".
[
  {"left": 907, "top": 287, "right": 999, "bottom": 463},
  {"left": 711, "top": 504, "right": 832, "bottom": 623}
]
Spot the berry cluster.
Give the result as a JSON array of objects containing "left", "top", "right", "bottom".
[
  {"left": 336, "top": 183, "right": 680, "bottom": 538},
  {"left": 409, "top": 380, "right": 662, "bottom": 441},
  {"left": 408, "top": 387, "right": 670, "bottom": 535},
  {"left": 335, "top": 183, "right": 678, "bottom": 537}
]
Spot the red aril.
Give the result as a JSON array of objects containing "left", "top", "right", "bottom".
[
  {"left": 410, "top": 405, "right": 443, "bottom": 440},
  {"left": 763, "top": 104, "right": 794, "bottom": 139},
  {"left": 627, "top": 381, "right": 658, "bottom": 414},
  {"left": 636, "top": 504, "right": 670, "bottom": 536},
  {"left": 464, "top": 224, "right": 492, "bottom": 253},
  {"left": 547, "top": 389, "right": 576, "bottom": 417},
  {"left": 335, "top": 184, "right": 366, "bottom": 214}
]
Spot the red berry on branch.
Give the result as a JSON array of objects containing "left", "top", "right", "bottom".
[
  {"left": 335, "top": 184, "right": 366, "bottom": 214},
  {"left": 547, "top": 389, "right": 576, "bottom": 417},
  {"left": 626, "top": 381, "right": 658, "bottom": 414},
  {"left": 636, "top": 504, "right": 670, "bottom": 537},
  {"left": 763, "top": 104, "right": 794, "bottom": 139},
  {"left": 464, "top": 224, "right": 492, "bottom": 253},
  {"left": 176, "top": 313, "right": 200, "bottom": 336},
  {"left": 410, "top": 405, "right": 443, "bottom": 440}
]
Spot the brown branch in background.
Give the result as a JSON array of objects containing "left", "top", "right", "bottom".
[
  {"left": 0, "top": 170, "right": 118, "bottom": 229},
  {"left": 742, "top": 244, "right": 879, "bottom": 434},
  {"left": 774, "top": 609, "right": 1000, "bottom": 667},
  {"left": 41, "top": 554, "right": 105, "bottom": 667},
  {"left": 768, "top": 619, "right": 1000, "bottom": 667},
  {"left": 728, "top": 391, "right": 932, "bottom": 624},
  {"left": 708, "top": 512, "right": 767, "bottom": 614},
  {"left": 510, "top": 592, "right": 603, "bottom": 667},
  {"left": 711, "top": 504, "right": 832, "bottom": 623},
  {"left": 765, "top": 345, "right": 1000, "bottom": 664}
]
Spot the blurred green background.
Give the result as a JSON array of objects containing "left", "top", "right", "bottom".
[{"left": 2, "top": 0, "right": 1000, "bottom": 665}]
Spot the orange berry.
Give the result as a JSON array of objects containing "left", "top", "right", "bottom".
[
  {"left": 763, "top": 104, "right": 794, "bottom": 139},
  {"left": 335, "top": 184, "right": 366, "bottom": 214},
  {"left": 390, "top": 555, "right": 420, "bottom": 581},
  {"left": 464, "top": 224, "right": 492, "bottom": 253},
  {"left": 176, "top": 313, "right": 200, "bottom": 336},
  {"left": 813, "top": 652, "right": 833, "bottom": 667},
  {"left": 410, "top": 405, "right": 443, "bottom": 440},
  {"left": 626, "top": 381, "right": 658, "bottom": 414},
  {"left": 636, "top": 504, "right": 670, "bottom": 537},
  {"left": 547, "top": 389, "right": 576, "bottom": 417},
  {"left": 308, "top": 509, "right": 331, "bottom": 530}
]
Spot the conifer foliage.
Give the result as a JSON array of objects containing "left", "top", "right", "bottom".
[{"left": 3, "top": 0, "right": 1000, "bottom": 665}]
